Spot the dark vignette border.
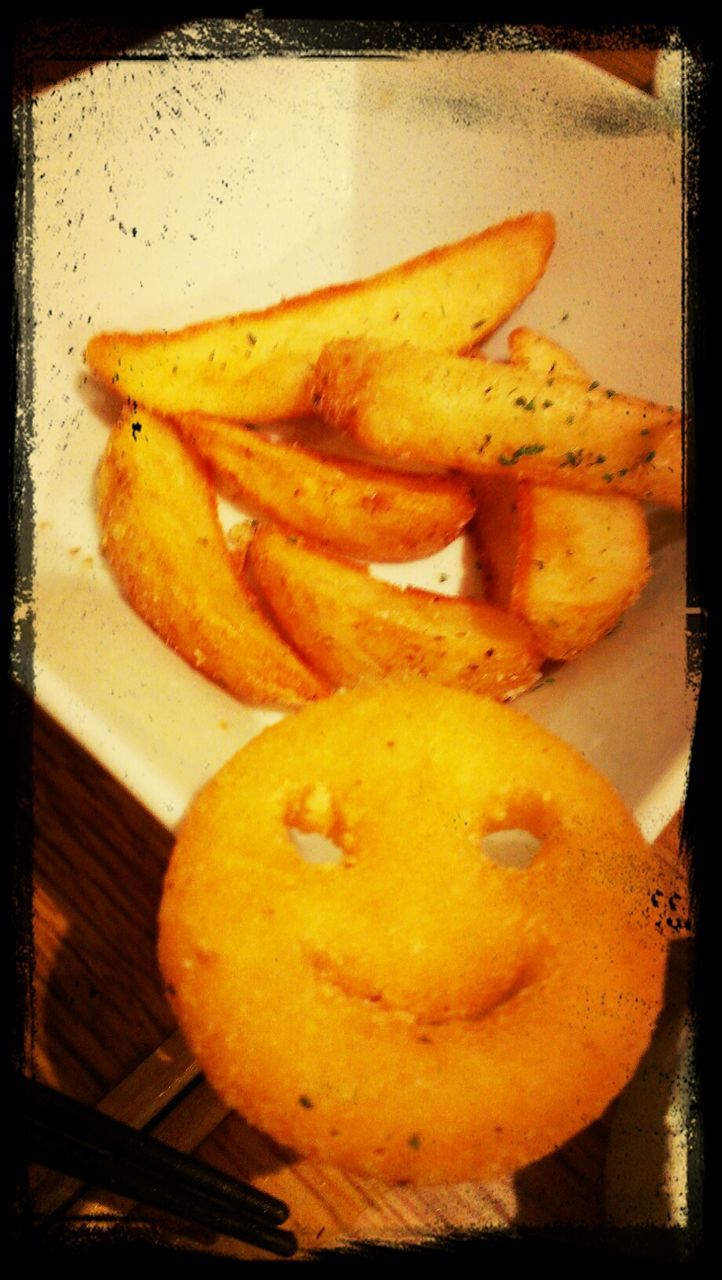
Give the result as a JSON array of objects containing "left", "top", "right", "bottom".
[{"left": 9, "top": 15, "right": 711, "bottom": 1269}]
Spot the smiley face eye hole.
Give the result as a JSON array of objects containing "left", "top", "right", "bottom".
[
  {"left": 479, "top": 828, "right": 543, "bottom": 870},
  {"left": 286, "top": 826, "right": 345, "bottom": 867}
]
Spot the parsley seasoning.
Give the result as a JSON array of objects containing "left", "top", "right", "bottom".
[
  {"left": 498, "top": 443, "right": 545, "bottom": 466},
  {"left": 298, "top": 1095, "right": 313, "bottom": 1109},
  {"left": 605, "top": 389, "right": 616, "bottom": 398},
  {"left": 566, "top": 415, "right": 575, "bottom": 426},
  {"left": 591, "top": 454, "right": 606, "bottom": 465},
  {"left": 471, "top": 318, "right": 487, "bottom": 329},
  {"left": 477, "top": 433, "right": 492, "bottom": 454},
  {"left": 247, "top": 332, "right": 257, "bottom": 346},
  {"left": 588, "top": 380, "right": 599, "bottom": 391},
  {"left": 640, "top": 428, "right": 650, "bottom": 435},
  {"left": 523, "top": 398, "right": 537, "bottom": 413},
  {"left": 515, "top": 396, "right": 527, "bottom": 407},
  {"left": 602, "top": 473, "right": 614, "bottom": 484},
  {"left": 644, "top": 451, "right": 656, "bottom": 463},
  {"left": 408, "top": 1134, "right": 421, "bottom": 1150},
  {"left": 542, "top": 399, "right": 553, "bottom": 409},
  {"left": 559, "top": 449, "right": 584, "bottom": 468}
]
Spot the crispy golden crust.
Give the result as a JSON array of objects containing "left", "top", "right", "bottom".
[
  {"left": 246, "top": 523, "right": 542, "bottom": 700},
  {"left": 506, "top": 326, "right": 590, "bottom": 380},
  {"left": 511, "top": 482, "right": 651, "bottom": 660},
  {"left": 312, "top": 338, "right": 682, "bottom": 508},
  {"left": 159, "top": 680, "right": 671, "bottom": 1185},
  {"left": 173, "top": 413, "right": 475, "bottom": 562},
  {"left": 473, "top": 332, "right": 653, "bottom": 658},
  {"left": 85, "top": 213, "right": 555, "bottom": 422},
  {"left": 97, "top": 408, "right": 329, "bottom": 708}
]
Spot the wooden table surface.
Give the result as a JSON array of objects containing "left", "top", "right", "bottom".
[{"left": 18, "top": 44, "right": 690, "bottom": 1264}]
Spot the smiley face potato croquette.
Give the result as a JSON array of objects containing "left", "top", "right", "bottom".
[{"left": 158, "top": 680, "right": 670, "bottom": 1185}]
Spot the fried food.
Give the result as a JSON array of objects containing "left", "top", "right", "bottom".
[
  {"left": 511, "top": 483, "right": 651, "bottom": 660},
  {"left": 246, "top": 523, "right": 542, "bottom": 700},
  {"left": 97, "top": 408, "right": 329, "bottom": 708},
  {"left": 173, "top": 413, "right": 475, "bottom": 562},
  {"left": 312, "top": 338, "right": 682, "bottom": 508},
  {"left": 85, "top": 212, "right": 555, "bottom": 422},
  {"left": 506, "top": 325, "right": 590, "bottom": 380},
  {"left": 473, "top": 332, "right": 652, "bottom": 657},
  {"left": 159, "top": 679, "right": 673, "bottom": 1185}
]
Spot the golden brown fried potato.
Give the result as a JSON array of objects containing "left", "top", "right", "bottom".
[
  {"left": 473, "top": 331, "right": 653, "bottom": 656},
  {"left": 247, "top": 524, "right": 542, "bottom": 700},
  {"left": 85, "top": 212, "right": 555, "bottom": 422},
  {"left": 511, "top": 483, "right": 651, "bottom": 660},
  {"left": 506, "top": 326, "right": 590, "bottom": 380},
  {"left": 97, "top": 409, "right": 329, "bottom": 708},
  {"left": 313, "top": 338, "right": 682, "bottom": 508},
  {"left": 173, "top": 413, "right": 475, "bottom": 562}
]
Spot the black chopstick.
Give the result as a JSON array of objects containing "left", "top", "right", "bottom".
[{"left": 20, "top": 1076, "right": 297, "bottom": 1257}]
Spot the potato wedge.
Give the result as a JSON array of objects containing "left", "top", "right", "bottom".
[
  {"left": 97, "top": 409, "right": 329, "bottom": 708},
  {"left": 511, "top": 483, "right": 651, "bottom": 660},
  {"left": 85, "top": 212, "right": 555, "bottom": 422},
  {"left": 473, "top": 331, "right": 653, "bottom": 655},
  {"left": 173, "top": 413, "right": 475, "bottom": 562},
  {"left": 506, "top": 327, "right": 590, "bottom": 380},
  {"left": 313, "top": 338, "right": 682, "bottom": 508},
  {"left": 247, "top": 524, "right": 542, "bottom": 700}
]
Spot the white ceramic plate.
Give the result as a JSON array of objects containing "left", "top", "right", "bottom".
[{"left": 21, "top": 36, "right": 692, "bottom": 838}]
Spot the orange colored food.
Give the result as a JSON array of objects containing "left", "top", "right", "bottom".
[
  {"left": 97, "top": 407, "right": 328, "bottom": 708},
  {"left": 159, "top": 680, "right": 672, "bottom": 1185}
]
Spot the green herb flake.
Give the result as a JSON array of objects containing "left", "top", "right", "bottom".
[
  {"left": 298, "top": 1095, "right": 314, "bottom": 1109},
  {"left": 471, "top": 318, "right": 487, "bottom": 329},
  {"left": 640, "top": 428, "right": 650, "bottom": 435},
  {"left": 515, "top": 396, "right": 527, "bottom": 407},
  {"left": 566, "top": 415, "right": 575, "bottom": 426},
  {"left": 588, "top": 380, "right": 600, "bottom": 391},
  {"left": 408, "top": 1134, "right": 421, "bottom": 1150},
  {"left": 438, "top": 573, "right": 449, "bottom": 583},
  {"left": 286, "top": 535, "right": 298, "bottom": 544},
  {"left": 617, "top": 468, "right": 628, "bottom": 478},
  {"left": 591, "top": 454, "right": 606, "bottom": 465},
  {"left": 523, "top": 398, "right": 537, "bottom": 412},
  {"left": 605, "top": 388, "right": 616, "bottom": 398},
  {"left": 542, "top": 399, "right": 553, "bottom": 409},
  {"left": 549, "top": 361, "right": 557, "bottom": 374},
  {"left": 603, "top": 473, "right": 614, "bottom": 484},
  {"left": 247, "top": 332, "right": 257, "bottom": 346},
  {"left": 644, "top": 451, "right": 656, "bottom": 463},
  {"left": 477, "top": 433, "right": 492, "bottom": 454},
  {"left": 560, "top": 312, "right": 569, "bottom": 322},
  {"left": 534, "top": 559, "right": 545, "bottom": 571},
  {"left": 498, "top": 443, "right": 546, "bottom": 467},
  {"left": 559, "top": 449, "right": 584, "bottom": 468}
]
